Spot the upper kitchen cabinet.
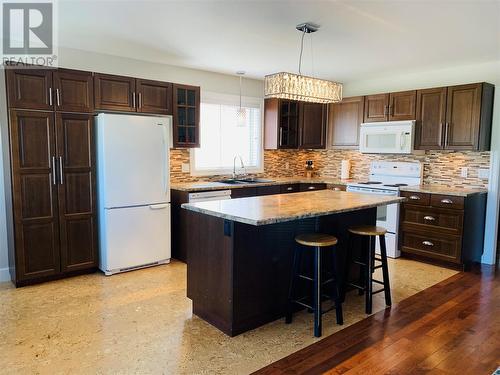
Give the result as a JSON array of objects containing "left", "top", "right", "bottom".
[
  {"left": 264, "top": 98, "right": 299, "bottom": 149},
  {"left": 415, "top": 87, "right": 447, "bottom": 150},
  {"left": 389, "top": 90, "right": 416, "bottom": 121},
  {"left": 172, "top": 84, "right": 200, "bottom": 148},
  {"left": 53, "top": 69, "right": 94, "bottom": 113},
  {"left": 328, "top": 96, "right": 364, "bottom": 148},
  {"left": 415, "top": 83, "right": 494, "bottom": 151},
  {"left": 136, "top": 79, "right": 173, "bottom": 115},
  {"left": 445, "top": 83, "right": 493, "bottom": 151},
  {"left": 6, "top": 68, "right": 54, "bottom": 110},
  {"left": 94, "top": 73, "right": 137, "bottom": 112},
  {"left": 363, "top": 91, "right": 416, "bottom": 122},
  {"left": 299, "top": 102, "right": 327, "bottom": 149},
  {"left": 363, "top": 93, "right": 389, "bottom": 122}
]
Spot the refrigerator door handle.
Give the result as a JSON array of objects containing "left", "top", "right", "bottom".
[
  {"left": 149, "top": 204, "right": 168, "bottom": 210},
  {"left": 161, "top": 123, "right": 169, "bottom": 194}
]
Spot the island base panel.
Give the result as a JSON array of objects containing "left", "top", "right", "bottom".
[{"left": 186, "top": 208, "right": 376, "bottom": 336}]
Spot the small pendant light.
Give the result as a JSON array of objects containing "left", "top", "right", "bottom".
[{"left": 236, "top": 71, "right": 247, "bottom": 127}]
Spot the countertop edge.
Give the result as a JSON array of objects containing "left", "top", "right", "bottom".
[
  {"left": 399, "top": 186, "right": 488, "bottom": 197},
  {"left": 181, "top": 196, "right": 405, "bottom": 226}
]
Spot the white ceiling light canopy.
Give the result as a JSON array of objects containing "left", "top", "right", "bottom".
[{"left": 264, "top": 22, "right": 342, "bottom": 104}]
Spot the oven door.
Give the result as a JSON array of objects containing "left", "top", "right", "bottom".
[{"left": 346, "top": 186, "right": 401, "bottom": 258}]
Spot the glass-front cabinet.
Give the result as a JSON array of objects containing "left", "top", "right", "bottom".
[
  {"left": 173, "top": 84, "right": 200, "bottom": 148},
  {"left": 279, "top": 100, "right": 299, "bottom": 148}
]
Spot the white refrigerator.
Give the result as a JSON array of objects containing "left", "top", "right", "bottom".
[{"left": 96, "top": 113, "right": 171, "bottom": 275}]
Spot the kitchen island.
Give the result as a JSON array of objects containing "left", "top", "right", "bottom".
[{"left": 182, "top": 190, "right": 404, "bottom": 336}]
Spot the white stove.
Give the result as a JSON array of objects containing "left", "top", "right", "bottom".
[{"left": 346, "top": 161, "right": 423, "bottom": 258}]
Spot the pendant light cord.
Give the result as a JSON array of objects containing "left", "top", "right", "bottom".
[
  {"left": 239, "top": 75, "right": 242, "bottom": 109},
  {"left": 298, "top": 29, "right": 306, "bottom": 75}
]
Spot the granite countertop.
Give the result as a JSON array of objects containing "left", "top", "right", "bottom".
[
  {"left": 171, "top": 177, "right": 352, "bottom": 192},
  {"left": 400, "top": 184, "right": 488, "bottom": 197},
  {"left": 182, "top": 190, "right": 405, "bottom": 226}
]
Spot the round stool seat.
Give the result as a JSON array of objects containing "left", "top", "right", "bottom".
[
  {"left": 348, "top": 225, "right": 387, "bottom": 236},
  {"left": 295, "top": 233, "right": 338, "bottom": 247}
]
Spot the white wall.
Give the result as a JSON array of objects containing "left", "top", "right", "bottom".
[
  {"left": 59, "top": 48, "right": 264, "bottom": 98},
  {"left": 0, "top": 49, "right": 264, "bottom": 282},
  {"left": 344, "top": 60, "right": 500, "bottom": 264}
]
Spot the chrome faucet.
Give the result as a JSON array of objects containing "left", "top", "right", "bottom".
[{"left": 233, "top": 155, "right": 247, "bottom": 179}]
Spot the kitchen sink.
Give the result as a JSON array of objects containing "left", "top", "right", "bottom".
[
  {"left": 216, "top": 178, "right": 274, "bottom": 184},
  {"left": 236, "top": 178, "right": 274, "bottom": 183}
]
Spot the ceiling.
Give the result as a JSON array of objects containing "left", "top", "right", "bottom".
[{"left": 58, "top": 0, "right": 500, "bottom": 82}]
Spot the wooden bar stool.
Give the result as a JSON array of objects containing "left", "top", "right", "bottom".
[
  {"left": 286, "top": 233, "right": 343, "bottom": 337},
  {"left": 346, "top": 225, "right": 392, "bottom": 314}
]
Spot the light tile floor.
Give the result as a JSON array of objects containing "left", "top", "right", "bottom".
[{"left": 0, "top": 259, "right": 457, "bottom": 374}]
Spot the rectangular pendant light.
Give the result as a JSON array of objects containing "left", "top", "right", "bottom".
[{"left": 264, "top": 72, "right": 342, "bottom": 104}]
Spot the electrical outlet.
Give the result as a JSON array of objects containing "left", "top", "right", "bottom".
[
  {"left": 460, "top": 167, "right": 468, "bottom": 178},
  {"left": 478, "top": 168, "right": 490, "bottom": 179},
  {"left": 285, "top": 162, "right": 289, "bottom": 170},
  {"left": 181, "top": 163, "right": 190, "bottom": 173}
]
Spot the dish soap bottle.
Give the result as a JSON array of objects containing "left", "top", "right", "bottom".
[{"left": 305, "top": 160, "right": 314, "bottom": 179}]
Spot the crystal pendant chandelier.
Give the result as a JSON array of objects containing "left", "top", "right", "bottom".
[
  {"left": 264, "top": 23, "right": 342, "bottom": 104},
  {"left": 236, "top": 71, "right": 247, "bottom": 127}
]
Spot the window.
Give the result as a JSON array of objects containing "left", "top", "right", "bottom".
[{"left": 191, "top": 92, "right": 263, "bottom": 176}]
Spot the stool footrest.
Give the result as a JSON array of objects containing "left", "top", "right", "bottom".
[
  {"left": 348, "top": 282, "right": 365, "bottom": 291},
  {"left": 372, "top": 288, "right": 386, "bottom": 295},
  {"left": 372, "top": 279, "right": 384, "bottom": 285},
  {"left": 298, "top": 274, "right": 313, "bottom": 281}
]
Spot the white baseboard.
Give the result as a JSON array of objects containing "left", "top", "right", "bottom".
[{"left": 0, "top": 267, "right": 10, "bottom": 282}]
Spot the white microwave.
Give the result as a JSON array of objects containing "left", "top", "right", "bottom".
[{"left": 359, "top": 120, "right": 415, "bottom": 154}]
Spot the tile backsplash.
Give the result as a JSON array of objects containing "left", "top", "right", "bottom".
[{"left": 170, "top": 148, "right": 490, "bottom": 188}]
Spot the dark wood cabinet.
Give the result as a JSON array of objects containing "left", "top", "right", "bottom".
[
  {"left": 264, "top": 98, "right": 299, "bottom": 149},
  {"left": 136, "top": 79, "right": 173, "bottom": 115},
  {"left": 172, "top": 84, "right": 200, "bottom": 148},
  {"left": 6, "top": 109, "right": 97, "bottom": 285},
  {"left": 364, "top": 91, "right": 416, "bottom": 122},
  {"left": 6, "top": 69, "right": 54, "bottom": 110},
  {"left": 9, "top": 110, "right": 61, "bottom": 281},
  {"left": 328, "top": 96, "right": 363, "bottom": 148},
  {"left": 389, "top": 90, "right": 416, "bottom": 121},
  {"left": 53, "top": 69, "right": 94, "bottom": 113},
  {"left": 56, "top": 113, "right": 97, "bottom": 272},
  {"left": 415, "top": 87, "right": 447, "bottom": 150},
  {"left": 299, "top": 102, "right": 327, "bottom": 149},
  {"left": 415, "top": 83, "right": 493, "bottom": 151},
  {"left": 445, "top": 83, "right": 494, "bottom": 151},
  {"left": 400, "top": 191, "right": 486, "bottom": 269},
  {"left": 363, "top": 94, "right": 389, "bottom": 122},
  {"left": 94, "top": 73, "right": 136, "bottom": 112}
]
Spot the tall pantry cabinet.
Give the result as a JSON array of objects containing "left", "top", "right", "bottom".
[{"left": 5, "top": 68, "right": 97, "bottom": 286}]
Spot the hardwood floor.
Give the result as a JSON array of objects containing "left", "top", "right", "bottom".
[{"left": 254, "top": 265, "right": 500, "bottom": 375}]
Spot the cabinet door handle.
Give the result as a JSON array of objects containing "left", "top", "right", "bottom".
[
  {"left": 279, "top": 128, "right": 283, "bottom": 146},
  {"left": 383, "top": 105, "right": 388, "bottom": 116},
  {"left": 409, "top": 195, "right": 420, "bottom": 200},
  {"left": 444, "top": 122, "right": 449, "bottom": 147},
  {"left": 286, "top": 187, "right": 293, "bottom": 191},
  {"left": 56, "top": 88, "right": 61, "bottom": 106},
  {"left": 334, "top": 188, "right": 341, "bottom": 191},
  {"left": 388, "top": 104, "right": 393, "bottom": 116},
  {"left": 59, "top": 157, "right": 64, "bottom": 185},
  {"left": 132, "top": 92, "right": 136, "bottom": 108},
  {"left": 49, "top": 87, "right": 53, "bottom": 106},
  {"left": 422, "top": 241, "right": 434, "bottom": 247},
  {"left": 424, "top": 216, "right": 436, "bottom": 221},
  {"left": 52, "top": 156, "right": 57, "bottom": 185},
  {"left": 308, "top": 186, "right": 315, "bottom": 190},
  {"left": 441, "top": 198, "right": 453, "bottom": 204}
]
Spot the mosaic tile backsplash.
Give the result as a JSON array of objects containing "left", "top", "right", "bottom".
[{"left": 170, "top": 148, "right": 490, "bottom": 188}]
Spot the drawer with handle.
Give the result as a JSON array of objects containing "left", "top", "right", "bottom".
[
  {"left": 299, "top": 183, "right": 327, "bottom": 192},
  {"left": 430, "top": 194, "right": 464, "bottom": 210},
  {"left": 402, "top": 231, "right": 461, "bottom": 263},
  {"left": 401, "top": 207, "right": 463, "bottom": 235},
  {"left": 401, "top": 191, "right": 430, "bottom": 206},
  {"left": 280, "top": 184, "right": 299, "bottom": 194}
]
